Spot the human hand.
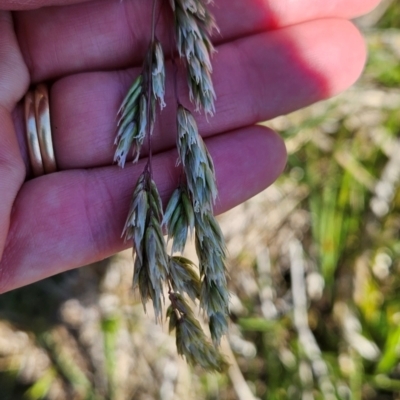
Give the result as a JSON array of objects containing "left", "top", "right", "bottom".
[{"left": 0, "top": 0, "right": 380, "bottom": 292}]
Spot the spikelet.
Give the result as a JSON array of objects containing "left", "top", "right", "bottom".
[
  {"left": 170, "top": 0, "right": 217, "bottom": 116},
  {"left": 114, "top": 39, "right": 166, "bottom": 167}
]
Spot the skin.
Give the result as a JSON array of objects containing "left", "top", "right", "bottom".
[{"left": 0, "top": 0, "right": 381, "bottom": 292}]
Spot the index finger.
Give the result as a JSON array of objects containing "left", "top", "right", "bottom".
[
  {"left": 15, "top": 0, "right": 381, "bottom": 82},
  {"left": 0, "top": 0, "right": 91, "bottom": 10}
]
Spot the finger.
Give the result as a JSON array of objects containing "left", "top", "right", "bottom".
[
  {"left": 0, "top": 125, "right": 286, "bottom": 293},
  {"left": 2, "top": 0, "right": 382, "bottom": 12},
  {"left": 0, "top": 12, "right": 29, "bottom": 109},
  {"left": 0, "top": 12, "right": 29, "bottom": 259},
  {"left": 37, "top": 19, "right": 364, "bottom": 170},
  {"left": 0, "top": 0, "right": 91, "bottom": 10},
  {"left": 14, "top": 0, "right": 380, "bottom": 81}
]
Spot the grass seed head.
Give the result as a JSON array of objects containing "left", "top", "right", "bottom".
[{"left": 119, "top": 0, "right": 228, "bottom": 370}]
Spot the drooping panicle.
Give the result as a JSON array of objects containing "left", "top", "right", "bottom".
[{"left": 118, "top": 0, "right": 228, "bottom": 370}]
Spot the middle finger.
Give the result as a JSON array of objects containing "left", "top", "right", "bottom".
[
  {"left": 40, "top": 18, "right": 365, "bottom": 170},
  {"left": 14, "top": 0, "right": 378, "bottom": 82}
]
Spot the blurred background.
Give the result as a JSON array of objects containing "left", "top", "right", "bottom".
[{"left": 2, "top": 1, "right": 400, "bottom": 399}]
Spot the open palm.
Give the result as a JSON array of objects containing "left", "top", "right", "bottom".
[{"left": 0, "top": 0, "right": 380, "bottom": 292}]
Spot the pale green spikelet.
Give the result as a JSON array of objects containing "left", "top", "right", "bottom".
[
  {"left": 115, "top": 38, "right": 166, "bottom": 167},
  {"left": 169, "top": 256, "right": 201, "bottom": 301},
  {"left": 125, "top": 171, "right": 169, "bottom": 322},
  {"left": 194, "top": 211, "right": 229, "bottom": 344},
  {"left": 170, "top": 0, "right": 217, "bottom": 115},
  {"left": 209, "top": 312, "right": 229, "bottom": 346},
  {"left": 163, "top": 186, "right": 195, "bottom": 252},
  {"left": 167, "top": 293, "right": 228, "bottom": 372},
  {"left": 176, "top": 105, "right": 217, "bottom": 213},
  {"left": 114, "top": 74, "right": 145, "bottom": 167},
  {"left": 152, "top": 39, "right": 166, "bottom": 109},
  {"left": 194, "top": 211, "right": 226, "bottom": 280},
  {"left": 122, "top": 172, "right": 148, "bottom": 253}
]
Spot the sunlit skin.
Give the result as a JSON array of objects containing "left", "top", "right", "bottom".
[{"left": 0, "top": 0, "right": 381, "bottom": 292}]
